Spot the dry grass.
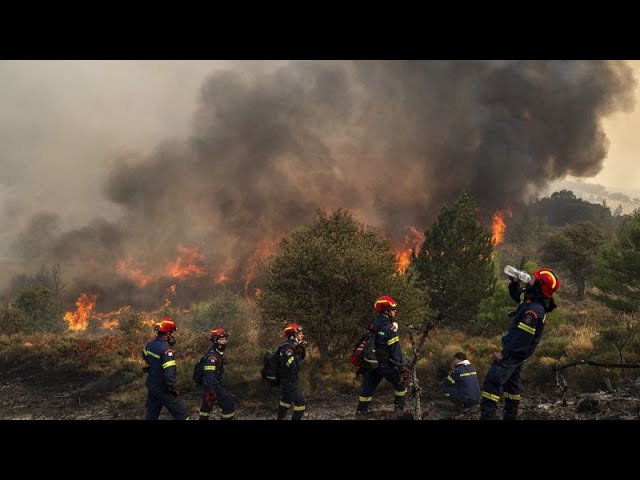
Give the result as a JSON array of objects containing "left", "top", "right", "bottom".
[{"left": 0, "top": 294, "right": 636, "bottom": 404}]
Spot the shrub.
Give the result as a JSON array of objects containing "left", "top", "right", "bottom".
[
  {"left": 186, "top": 290, "right": 256, "bottom": 340},
  {"left": 118, "top": 309, "right": 146, "bottom": 336},
  {"left": 0, "top": 286, "right": 65, "bottom": 334}
]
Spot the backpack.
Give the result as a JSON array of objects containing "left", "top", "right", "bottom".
[
  {"left": 260, "top": 345, "right": 282, "bottom": 387},
  {"left": 192, "top": 355, "right": 207, "bottom": 385},
  {"left": 349, "top": 328, "right": 378, "bottom": 370}
]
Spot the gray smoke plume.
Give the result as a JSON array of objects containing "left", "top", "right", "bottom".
[{"left": 3, "top": 60, "right": 635, "bottom": 305}]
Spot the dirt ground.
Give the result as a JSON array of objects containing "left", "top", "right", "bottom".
[{"left": 2, "top": 361, "right": 639, "bottom": 420}]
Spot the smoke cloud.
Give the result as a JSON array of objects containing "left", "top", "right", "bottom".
[{"left": 2, "top": 60, "right": 635, "bottom": 305}]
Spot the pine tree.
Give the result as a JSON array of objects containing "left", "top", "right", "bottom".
[
  {"left": 593, "top": 210, "right": 640, "bottom": 312},
  {"left": 541, "top": 222, "right": 607, "bottom": 299},
  {"left": 413, "top": 192, "right": 495, "bottom": 324}
]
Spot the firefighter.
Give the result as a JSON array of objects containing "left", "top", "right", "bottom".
[
  {"left": 355, "top": 296, "right": 409, "bottom": 417},
  {"left": 142, "top": 317, "right": 188, "bottom": 420},
  {"left": 277, "top": 323, "right": 307, "bottom": 420},
  {"left": 197, "top": 328, "right": 235, "bottom": 420},
  {"left": 440, "top": 352, "right": 481, "bottom": 410},
  {"left": 480, "top": 268, "right": 560, "bottom": 420}
]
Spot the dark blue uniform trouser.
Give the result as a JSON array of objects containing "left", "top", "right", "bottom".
[
  {"left": 199, "top": 385, "right": 235, "bottom": 420},
  {"left": 357, "top": 363, "right": 407, "bottom": 413},
  {"left": 480, "top": 356, "right": 523, "bottom": 420},
  {"left": 145, "top": 385, "right": 188, "bottom": 420},
  {"left": 278, "top": 377, "right": 305, "bottom": 420}
]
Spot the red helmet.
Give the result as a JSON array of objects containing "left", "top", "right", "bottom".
[
  {"left": 374, "top": 295, "right": 397, "bottom": 313},
  {"left": 209, "top": 327, "right": 229, "bottom": 342},
  {"left": 154, "top": 316, "right": 177, "bottom": 333},
  {"left": 533, "top": 268, "right": 560, "bottom": 297},
  {"left": 284, "top": 323, "right": 303, "bottom": 338}
]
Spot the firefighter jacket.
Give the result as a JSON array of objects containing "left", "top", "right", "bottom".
[
  {"left": 278, "top": 338, "right": 304, "bottom": 381},
  {"left": 202, "top": 347, "right": 226, "bottom": 390},
  {"left": 500, "top": 299, "right": 546, "bottom": 361},
  {"left": 372, "top": 313, "right": 404, "bottom": 367},
  {"left": 440, "top": 359, "right": 481, "bottom": 406},
  {"left": 143, "top": 335, "right": 177, "bottom": 389}
]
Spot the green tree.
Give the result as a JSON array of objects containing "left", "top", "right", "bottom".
[
  {"left": 413, "top": 192, "right": 495, "bottom": 324},
  {"left": 593, "top": 211, "right": 640, "bottom": 312},
  {"left": 256, "top": 208, "right": 429, "bottom": 361},
  {"left": 541, "top": 222, "right": 607, "bottom": 299},
  {"left": 529, "top": 190, "right": 616, "bottom": 230},
  {"left": 0, "top": 285, "right": 66, "bottom": 334},
  {"left": 475, "top": 280, "right": 516, "bottom": 336}
]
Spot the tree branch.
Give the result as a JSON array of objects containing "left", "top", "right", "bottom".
[{"left": 406, "top": 322, "right": 433, "bottom": 420}]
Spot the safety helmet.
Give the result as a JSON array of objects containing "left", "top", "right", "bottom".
[
  {"left": 533, "top": 268, "right": 560, "bottom": 298},
  {"left": 284, "top": 323, "right": 303, "bottom": 338},
  {"left": 374, "top": 295, "right": 397, "bottom": 313},
  {"left": 209, "top": 327, "right": 229, "bottom": 343},
  {"left": 154, "top": 316, "right": 177, "bottom": 333}
]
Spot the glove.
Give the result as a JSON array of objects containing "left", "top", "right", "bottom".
[
  {"left": 167, "top": 385, "right": 179, "bottom": 395},
  {"left": 400, "top": 368, "right": 409, "bottom": 382},
  {"left": 142, "top": 366, "right": 150, "bottom": 373},
  {"left": 205, "top": 391, "right": 218, "bottom": 405}
]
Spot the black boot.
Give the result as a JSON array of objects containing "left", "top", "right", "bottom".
[
  {"left": 503, "top": 399, "right": 519, "bottom": 420},
  {"left": 480, "top": 399, "right": 499, "bottom": 420}
]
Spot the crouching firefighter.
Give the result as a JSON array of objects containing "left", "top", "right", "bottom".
[
  {"left": 480, "top": 268, "right": 560, "bottom": 420},
  {"left": 277, "top": 323, "right": 307, "bottom": 420},
  {"left": 356, "top": 296, "right": 409, "bottom": 417},
  {"left": 197, "top": 328, "right": 235, "bottom": 420},
  {"left": 142, "top": 317, "right": 188, "bottom": 420},
  {"left": 440, "top": 352, "right": 481, "bottom": 410}
]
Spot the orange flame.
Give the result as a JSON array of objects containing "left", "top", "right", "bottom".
[
  {"left": 64, "top": 293, "right": 97, "bottom": 331},
  {"left": 116, "top": 244, "right": 207, "bottom": 287},
  {"left": 92, "top": 305, "right": 133, "bottom": 329},
  {"left": 116, "top": 257, "right": 154, "bottom": 288},
  {"left": 394, "top": 226, "right": 425, "bottom": 274},
  {"left": 244, "top": 238, "right": 280, "bottom": 296},
  {"left": 164, "top": 244, "right": 206, "bottom": 279},
  {"left": 213, "top": 259, "right": 237, "bottom": 285},
  {"left": 491, "top": 208, "right": 512, "bottom": 246}
]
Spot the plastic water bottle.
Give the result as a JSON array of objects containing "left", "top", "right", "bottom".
[{"left": 504, "top": 265, "right": 532, "bottom": 284}]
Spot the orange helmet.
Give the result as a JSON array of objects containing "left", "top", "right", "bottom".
[
  {"left": 209, "top": 328, "right": 229, "bottom": 342},
  {"left": 154, "top": 316, "right": 177, "bottom": 333},
  {"left": 533, "top": 268, "right": 560, "bottom": 298},
  {"left": 374, "top": 295, "right": 397, "bottom": 313},
  {"left": 284, "top": 323, "right": 303, "bottom": 338}
]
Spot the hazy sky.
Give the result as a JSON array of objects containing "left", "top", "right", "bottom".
[
  {"left": 0, "top": 60, "right": 233, "bottom": 231},
  {"left": 592, "top": 59, "right": 640, "bottom": 192},
  {"left": 1, "top": 60, "right": 637, "bottom": 294}
]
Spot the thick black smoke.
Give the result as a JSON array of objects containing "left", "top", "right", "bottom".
[{"left": 6, "top": 61, "right": 636, "bottom": 304}]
